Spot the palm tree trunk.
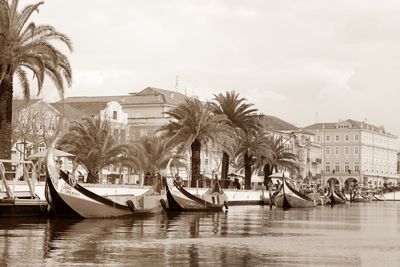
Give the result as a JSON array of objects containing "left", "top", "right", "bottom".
[
  {"left": 87, "top": 171, "right": 99, "bottom": 183},
  {"left": 244, "top": 152, "right": 252, "bottom": 190},
  {"left": 191, "top": 139, "right": 201, "bottom": 187},
  {"left": 221, "top": 152, "right": 229, "bottom": 180},
  {"left": 263, "top": 163, "right": 273, "bottom": 188},
  {"left": 0, "top": 72, "right": 13, "bottom": 160}
]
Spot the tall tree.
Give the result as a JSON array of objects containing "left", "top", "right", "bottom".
[
  {"left": 0, "top": 0, "right": 72, "bottom": 159},
  {"left": 132, "top": 135, "right": 187, "bottom": 184},
  {"left": 58, "top": 116, "right": 134, "bottom": 183},
  {"left": 211, "top": 91, "right": 260, "bottom": 180},
  {"left": 159, "top": 98, "right": 233, "bottom": 187},
  {"left": 255, "top": 135, "right": 299, "bottom": 186},
  {"left": 235, "top": 130, "right": 271, "bottom": 189}
]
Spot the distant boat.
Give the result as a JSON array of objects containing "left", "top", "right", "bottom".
[
  {"left": 327, "top": 185, "right": 347, "bottom": 205},
  {"left": 274, "top": 176, "right": 316, "bottom": 208},
  {"left": 45, "top": 147, "right": 165, "bottom": 218},
  {"left": 372, "top": 192, "right": 385, "bottom": 201},
  {"left": 162, "top": 179, "right": 228, "bottom": 211},
  {"left": 350, "top": 190, "right": 371, "bottom": 203},
  {"left": 0, "top": 160, "right": 48, "bottom": 217}
]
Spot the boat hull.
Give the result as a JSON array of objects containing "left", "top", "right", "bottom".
[
  {"left": 46, "top": 147, "right": 164, "bottom": 218},
  {"left": 372, "top": 194, "right": 385, "bottom": 201},
  {"left": 328, "top": 190, "right": 347, "bottom": 205},
  {"left": 165, "top": 181, "right": 227, "bottom": 212},
  {"left": 274, "top": 178, "right": 316, "bottom": 208},
  {"left": 351, "top": 193, "right": 371, "bottom": 203}
]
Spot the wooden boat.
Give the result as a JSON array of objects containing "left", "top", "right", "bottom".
[
  {"left": 350, "top": 191, "right": 371, "bottom": 203},
  {"left": 372, "top": 193, "right": 385, "bottom": 201},
  {"left": 0, "top": 160, "right": 48, "bottom": 217},
  {"left": 45, "top": 147, "right": 165, "bottom": 218},
  {"left": 274, "top": 177, "right": 316, "bottom": 208},
  {"left": 327, "top": 185, "right": 347, "bottom": 205},
  {"left": 162, "top": 179, "right": 228, "bottom": 211}
]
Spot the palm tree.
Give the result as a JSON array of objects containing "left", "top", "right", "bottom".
[
  {"left": 235, "top": 130, "right": 271, "bottom": 189},
  {"left": 0, "top": 0, "right": 72, "bottom": 159},
  {"left": 158, "top": 98, "right": 233, "bottom": 187},
  {"left": 211, "top": 91, "right": 260, "bottom": 180},
  {"left": 256, "top": 135, "right": 299, "bottom": 186},
  {"left": 57, "top": 116, "right": 134, "bottom": 183},
  {"left": 133, "top": 135, "right": 187, "bottom": 185}
]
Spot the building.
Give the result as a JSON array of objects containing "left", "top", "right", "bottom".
[
  {"left": 304, "top": 119, "right": 399, "bottom": 191},
  {"left": 11, "top": 99, "right": 62, "bottom": 161},
  {"left": 257, "top": 115, "right": 322, "bottom": 181},
  {"left": 58, "top": 87, "right": 187, "bottom": 141}
]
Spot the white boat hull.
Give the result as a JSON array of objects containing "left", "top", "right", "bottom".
[
  {"left": 46, "top": 147, "right": 165, "bottom": 218},
  {"left": 274, "top": 178, "right": 316, "bottom": 208}
]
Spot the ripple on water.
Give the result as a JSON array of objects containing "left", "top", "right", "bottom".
[{"left": 0, "top": 202, "right": 400, "bottom": 266}]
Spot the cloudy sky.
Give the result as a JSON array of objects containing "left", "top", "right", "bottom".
[{"left": 16, "top": 0, "right": 400, "bottom": 136}]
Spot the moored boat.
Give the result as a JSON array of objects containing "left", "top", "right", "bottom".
[
  {"left": 327, "top": 184, "right": 347, "bottom": 205},
  {"left": 162, "top": 179, "right": 228, "bottom": 211},
  {"left": 274, "top": 176, "right": 316, "bottom": 208},
  {"left": 350, "top": 191, "right": 372, "bottom": 203},
  {"left": 45, "top": 147, "right": 165, "bottom": 218},
  {"left": 372, "top": 193, "right": 385, "bottom": 201}
]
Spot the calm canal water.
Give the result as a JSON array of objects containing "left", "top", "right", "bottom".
[{"left": 1, "top": 202, "right": 400, "bottom": 266}]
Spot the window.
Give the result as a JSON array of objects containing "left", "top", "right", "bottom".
[
  {"left": 344, "top": 147, "right": 349, "bottom": 154},
  {"left": 354, "top": 147, "right": 359, "bottom": 154},
  {"left": 325, "top": 162, "right": 330, "bottom": 173},
  {"left": 335, "top": 147, "right": 340, "bottom": 155},
  {"left": 345, "top": 162, "right": 350, "bottom": 173},
  {"left": 355, "top": 135, "right": 359, "bottom": 142},
  {"left": 326, "top": 135, "right": 330, "bottom": 141},
  {"left": 112, "top": 111, "right": 118, "bottom": 120},
  {"left": 335, "top": 135, "right": 340, "bottom": 141},
  {"left": 139, "top": 129, "right": 148, "bottom": 137},
  {"left": 335, "top": 162, "right": 340, "bottom": 172},
  {"left": 317, "top": 135, "right": 321, "bottom": 142},
  {"left": 354, "top": 163, "right": 360, "bottom": 173},
  {"left": 345, "top": 135, "right": 349, "bottom": 141},
  {"left": 205, "top": 158, "right": 209, "bottom": 166},
  {"left": 325, "top": 147, "right": 330, "bottom": 155},
  {"left": 38, "top": 143, "right": 46, "bottom": 152}
]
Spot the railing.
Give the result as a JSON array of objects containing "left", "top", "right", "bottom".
[{"left": 0, "top": 159, "right": 38, "bottom": 198}]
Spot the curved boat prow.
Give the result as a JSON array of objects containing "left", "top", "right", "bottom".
[
  {"left": 274, "top": 176, "right": 316, "bottom": 209},
  {"left": 46, "top": 144, "right": 164, "bottom": 218}
]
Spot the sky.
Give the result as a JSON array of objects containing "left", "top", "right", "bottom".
[{"left": 15, "top": 0, "right": 400, "bottom": 136}]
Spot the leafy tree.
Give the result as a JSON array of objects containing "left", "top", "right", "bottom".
[
  {"left": 58, "top": 116, "right": 134, "bottom": 183},
  {"left": 12, "top": 100, "right": 60, "bottom": 158},
  {"left": 211, "top": 91, "right": 260, "bottom": 180},
  {"left": 0, "top": 0, "right": 72, "bottom": 159},
  {"left": 235, "top": 130, "right": 271, "bottom": 189},
  {"left": 159, "top": 98, "right": 233, "bottom": 187},
  {"left": 255, "top": 135, "right": 299, "bottom": 186},
  {"left": 132, "top": 135, "right": 187, "bottom": 185}
]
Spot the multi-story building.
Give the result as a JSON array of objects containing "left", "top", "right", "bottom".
[
  {"left": 257, "top": 115, "right": 322, "bottom": 182},
  {"left": 304, "top": 119, "right": 399, "bottom": 191}
]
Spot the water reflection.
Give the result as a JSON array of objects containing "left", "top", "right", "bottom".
[{"left": 0, "top": 203, "right": 400, "bottom": 266}]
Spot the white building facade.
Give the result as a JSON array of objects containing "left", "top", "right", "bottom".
[{"left": 304, "top": 119, "right": 399, "bottom": 191}]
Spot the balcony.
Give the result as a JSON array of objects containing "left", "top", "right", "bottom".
[
  {"left": 311, "top": 158, "right": 322, "bottom": 164},
  {"left": 321, "top": 170, "right": 360, "bottom": 176},
  {"left": 128, "top": 117, "right": 170, "bottom": 126}
]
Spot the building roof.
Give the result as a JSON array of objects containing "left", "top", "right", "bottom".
[
  {"left": 304, "top": 119, "right": 396, "bottom": 137},
  {"left": 257, "top": 114, "right": 299, "bottom": 131},
  {"left": 55, "top": 87, "right": 187, "bottom": 113},
  {"left": 128, "top": 87, "right": 187, "bottom": 105},
  {"left": 12, "top": 98, "right": 41, "bottom": 113},
  {"left": 50, "top": 102, "right": 86, "bottom": 120}
]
